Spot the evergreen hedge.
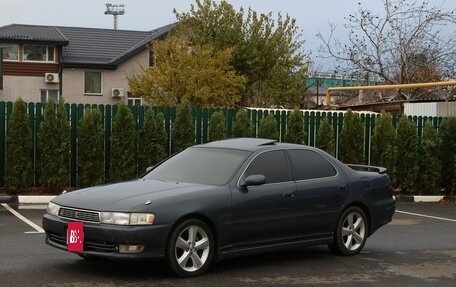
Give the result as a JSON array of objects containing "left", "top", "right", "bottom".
[
  {"left": 371, "top": 111, "right": 396, "bottom": 183},
  {"left": 339, "top": 110, "right": 364, "bottom": 164},
  {"left": 208, "top": 111, "right": 226, "bottom": 142},
  {"left": 439, "top": 117, "right": 456, "bottom": 195},
  {"left": 232, "top": 109, "right": 253, "bottom": 138},
  {"left": 78, "top": 108, "right": 105, "bottom": 187},
  {"left": 110, "top": 102, "right": 137, "bottom": 182},
  {"left": 3, "top": 100, "right": 456, "bottom": 196},
  {"left": 138, "top": 108, "right": 167, "bottom": 173},
  {"left": 315, "top": 117, "right": 335, "bottom": 156},
  {"left": 39, "top": 99, "right": 70, "bottom": 193},
  {"left": 258, "top": 114, "right": 279, "bottom": 140},
  {"left": 285, "top": 109, "right": 306, "bottom": 144},
  {"left": 172, "top": 103, "right": 195, "bottom": 153},
  {"left": 417, "top": 122, "right": 441, "bottom": 195},
  {"left": 5, "top": 98, "right": 33, "bottom": 192},
  {"left": 395, "top": 116, "right": 419, "bottom": 193}
]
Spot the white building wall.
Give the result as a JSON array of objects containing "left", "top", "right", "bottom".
[
  {"left": 404, "top": 102, "right": 456, "bottom": 117},
  {"left": 61, "top": 49, "right": 150, "bottom": 104},
  {"left": 0, "top": 75, "right": 59, "bottom": 103}
]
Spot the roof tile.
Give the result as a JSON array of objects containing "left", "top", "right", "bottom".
[{"left": 0, "top": 23, "right": 176, "bottom": 67}]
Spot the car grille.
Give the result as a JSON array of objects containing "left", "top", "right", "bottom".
[
  {"left": 47, "top": 232, "right": 117, "bottom": 253},
  {"left": 59, "top": 208, "right": 100, "bottom": 223}
]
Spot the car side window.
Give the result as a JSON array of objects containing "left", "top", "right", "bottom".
[
  {"left": 244, "top": 150, "right": 292, "bottom": 184},
  {"left": 288, "top": 149, "right": 337, "bottom": 180}
]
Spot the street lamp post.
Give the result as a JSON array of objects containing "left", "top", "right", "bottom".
[{"left": 104, "top": 3, "right": 125, "bottom": 30}]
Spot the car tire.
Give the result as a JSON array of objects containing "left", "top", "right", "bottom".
[
  {"left": 329, "top": 206, "right": 368, "bottom": 256},
  {"left": 166, "top": 219, "right": 214, "bottom": 277}
]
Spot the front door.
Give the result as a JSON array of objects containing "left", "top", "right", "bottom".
[{"left": 231, "top": 150, "right": 298, "bottom": 248}]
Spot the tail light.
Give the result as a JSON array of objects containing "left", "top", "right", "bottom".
[{"left": 388, "top": 186, "right": 396, "bottom": 200}]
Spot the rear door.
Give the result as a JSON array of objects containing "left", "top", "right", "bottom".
[
  {"left": 231, "top": 149, "right": 298, "bottom": 248},
  {"left": 287, "top": 149, "right": 349, "bottom": 240}
]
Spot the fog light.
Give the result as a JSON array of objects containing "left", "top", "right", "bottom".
[{"left": 119, "top": 244, "right": 144, "bottom": 254}]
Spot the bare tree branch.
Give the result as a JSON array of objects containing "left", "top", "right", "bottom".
[{"left": 317, "top": 0, "right": 456, "bottom": 100}]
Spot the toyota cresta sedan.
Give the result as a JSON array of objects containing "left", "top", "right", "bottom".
[{"left": 43, "top": 138, "right": 395, "bottom": 277}]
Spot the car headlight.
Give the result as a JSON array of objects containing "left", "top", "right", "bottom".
[
  {"left": 47, "top": 202, "right": 61, "bottom": 216},
  {"left": 100, "top": 212, "right": 155, "bottom": 225},
  {"left": 130, "top": 213, "right": 155, "bottom": 225}
]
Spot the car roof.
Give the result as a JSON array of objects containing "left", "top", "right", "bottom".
[
  {"left": 194, "top": 138, "right": 318, "bottom": 152},
  {"left": 195, "top": 138, "right": 278, "bottom": 151}
]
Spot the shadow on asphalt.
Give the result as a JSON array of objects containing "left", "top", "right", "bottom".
[{"left": 52, "top": 246, "right": 334, "bottom": 279}]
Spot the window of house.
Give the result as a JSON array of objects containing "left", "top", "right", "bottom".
[
  {"left": 127, "top": 97, "right": 143, "bottom": 106},
  {"left": 288, "top": 149, "right": 337, "bottom": 181},
  {"left": 84, "top": 72, "right": 102, "bottom": 95},
  {"left": 2, "top": 44, "right": 19, "bottom": 61},
  {"left": 23, "top": 45, "right": 55, "bottom": 62},
  {"left": 40, "top": 90, "right": 60, "bottom": 103}
]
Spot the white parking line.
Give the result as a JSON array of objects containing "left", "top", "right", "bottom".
[
  {"left": 1, "top": 203, "right": 45, "bottom": 233},
  {"left": 396, "top": 210, "right": 456, "bottom": 223}
]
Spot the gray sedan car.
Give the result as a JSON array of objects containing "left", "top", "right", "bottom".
[{"left": 43, "top": 138, "right": 395, "bottom": 277}]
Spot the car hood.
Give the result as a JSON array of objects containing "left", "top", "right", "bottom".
[{"left": 52, "top": 179, "right": 215, "bottom": 212}]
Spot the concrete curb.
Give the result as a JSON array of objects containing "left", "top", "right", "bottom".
[
  {"left": 18, "top": 195, "right": 56, "bottom": 205},
  {"left": 396, "top": 195, "right": 445, "bottom": 203}
]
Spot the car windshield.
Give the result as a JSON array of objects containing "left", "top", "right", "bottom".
[{"left": 143, "top": 147, "right": 248, "bottom": 185}]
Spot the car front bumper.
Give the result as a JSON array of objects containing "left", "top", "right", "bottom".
[{"left": 42, "top": 213, "right": 170, "bottom": 259}]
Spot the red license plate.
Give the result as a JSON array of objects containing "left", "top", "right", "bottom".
[{"left": 67, "top": 222, "right": 84, "bottom": 252}]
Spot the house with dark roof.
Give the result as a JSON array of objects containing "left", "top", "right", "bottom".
[{"left": 0, "top": 23, "right": 175, "bottom": 104}]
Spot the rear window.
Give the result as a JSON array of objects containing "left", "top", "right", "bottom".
[{"left": 288, "top": 149, "right": 337, "bottom": 180}]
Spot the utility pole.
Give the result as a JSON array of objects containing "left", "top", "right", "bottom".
[{"left": 104, "top": 3, "right": 125, "bottom": 30}]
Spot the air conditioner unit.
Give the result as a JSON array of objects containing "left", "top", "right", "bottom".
[
  {"left": 111, "top": 88, "right": 124, "bottom": 98},
  {"left": 45, "top": 73, "right": 59, "bottom": 84}
]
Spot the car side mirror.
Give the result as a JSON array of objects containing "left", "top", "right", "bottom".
[{"left": 240, "top": 174, "right": 266, "bottom": 188}]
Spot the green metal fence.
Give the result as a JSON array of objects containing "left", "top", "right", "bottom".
[{"left": 0, "top": 101, "right": 444, "bottom": 188}]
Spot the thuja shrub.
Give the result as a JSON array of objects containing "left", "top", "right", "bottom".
[
  {"left": 39, "top": 99, "right": 70, "bottom": 193},
  {"left": 110, "top": 102, "right": 137, "bottom": 182},
  {"left": 232, "top": 109, "right": 253, "bottom": 138},
  {"left": 285, "top": 109, "right": 306, "bottom": 144},
  {"left": 371, "top": 111, "right": 396, "bottom": 183},
  {"left": 173, "top": 102, "right": 195, "bottom": 153},
  {"left": 315, "top": 117, "right": 335, "bottom": 156},
  {"left": 258, "top": 114, "right": 279, "bottom": 140},
  {"left": 338, "top": 109, "right": 364, "bottom": 164},
  {"left": 395, "top": 116, "right": 419, "bottom": 193},
  {"left": 5, "top": 98, "right": 33, "bottom": 192},
  {"left": 417, "top": 122, "right": 441, "bottom": 195},
  {"left": 78, "top": 108, "right": 104, "bottom": 187},
  {"left": 208, "top": 111, "right": 226, "bottom": 142},
  {"left": 439, "top": 117, "right": 456, "bottom": 195},
  {"left": 138, "top": 108, "right": 167, "bottom": 173}
]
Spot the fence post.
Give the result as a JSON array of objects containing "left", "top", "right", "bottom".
[
  {"left": 280, "top": 111, "right": 287, "bottom": 142},
  {"left": 417, "top": 116, "right": 423, "bottom": 143},
  {"left": 304, "top": 111, "right": 310, "bottom": 145},
  {"left": 226, "top": 108, "right": 235, "bottom": 139},
  {"left": 0, "top": 102, "right": 5, "bottom": 187},
  {"left": 195, "top": 108, "right": 202, "bottom": 144},
  {"left": 309, "top": 111, "right": 316, "bottom": 147}
]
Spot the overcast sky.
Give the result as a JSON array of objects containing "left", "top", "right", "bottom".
[{"left": 1, "top": 0, "right": 454, "bottom": 70}]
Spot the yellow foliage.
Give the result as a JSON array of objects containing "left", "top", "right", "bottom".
[{"left": 128, "top": 36, "right": 246, "bottom": 108}]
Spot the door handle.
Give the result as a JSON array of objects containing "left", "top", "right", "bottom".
[
  {"left": 338, "top": 184, "right": 347, "bottom": 191},
  {"left": 283, "top": 191, "right": 295, "bottom": 198}
]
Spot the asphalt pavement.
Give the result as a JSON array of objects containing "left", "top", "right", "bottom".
[{"left": 0, "top": 202, "right": 455, "bottom": 287}]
